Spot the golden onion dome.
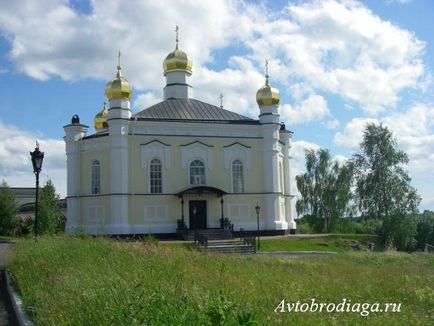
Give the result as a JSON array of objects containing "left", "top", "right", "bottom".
[
  {"left": 105, "top": 53, "right": 132, "bottom": 101},
  {"left": 94, "top": 102, "right": 109, "bottom": 130},
  {"left": 256, "top": 61, "right": 280, "bottom": 106},
  {"left": 163, "top": 45, "right": 192, "bottom": 75}
]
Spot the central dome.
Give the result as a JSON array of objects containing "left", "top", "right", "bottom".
[
  {"left": 105, "top": 66, "right": 132, "bottom": 101},
  {"left": 256, "top": 81, "right": 280, "bottom": 106},
  {"left": 163, "top": 46, "right": 192, "bottom": 75}
]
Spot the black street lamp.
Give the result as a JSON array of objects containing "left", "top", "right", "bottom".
[
  {"left": 255, "top": 203, "right": 261, "bottom": 250},
  {"left": 30, "top": 142, "right": 44, "bottom": 239},
  {"left": 192, "top": 205, "right": 198, "bottom": 243}
]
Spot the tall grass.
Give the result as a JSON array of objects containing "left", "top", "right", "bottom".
[{"left": 7, "top": 236, "right": 434, "bottom": 325}]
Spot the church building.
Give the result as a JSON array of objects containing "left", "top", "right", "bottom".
[{"left": 64, "top": 33, "right": 296, "bottom": 236}]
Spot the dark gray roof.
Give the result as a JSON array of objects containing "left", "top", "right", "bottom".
[{"left": 133, "top": 98, "right": 258, "bottom": 124}]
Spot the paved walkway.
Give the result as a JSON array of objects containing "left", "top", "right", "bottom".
[{"left": 0, "top": 241, "right": 19, "bottom": 326}]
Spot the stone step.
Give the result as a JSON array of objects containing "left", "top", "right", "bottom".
[
  {"left": 180, "top": 228, "right": 233, "bottom": 241},
  {"left": 198, "top": 246, "right": 255, "bottom": 254}
]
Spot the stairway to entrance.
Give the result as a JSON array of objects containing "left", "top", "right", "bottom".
[
  {"left": 178, "top": 228, "right": 233, "bottom": 241},
  {"left": 196, "top": 239, "right": 256, "bottom": 254}
]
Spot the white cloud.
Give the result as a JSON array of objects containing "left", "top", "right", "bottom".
[
  {"left": 0, "top": 121, "right": 66, "bottom": 197},
  {"left": 323, "top": 118, "right": 340, "bottom": 129},
  {"left": 335, "top": 104, "right": 434, "bottom": 171},
  {"left": 383, "top": 104, "right": 434, "bottom": 171},
  {"left": 133, "top": 92, "right": 162, "bottom": 112},
  {"left": 281, "top": 94, "right": 330, "bottom": 125},
  {"left": 334, "top": 105, "right": 434, "bottom": 209},
  {"left": 247, "top": 0, "right": 426, "bottom": 114},
  {"left": 387, "top": 0, "right": 413, "bottom": 4},
  {"left": 0, "top": 0, "right": 427, "bottom": 116},
  {"left": 334, "top": 117, "right": 379, "bottom": 149}
]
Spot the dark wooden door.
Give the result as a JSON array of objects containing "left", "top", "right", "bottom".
[{"left": 189, "top": 200, "right": 207, "bottom": 230}]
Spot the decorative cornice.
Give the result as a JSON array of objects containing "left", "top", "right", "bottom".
[
  {"left": 180, "top": 140, "right": 214, "bottom": 147},
  {"left": 141, "top": 139, "right": 171, "bottom": 147},
  {"left": 223, "top": 142, "right": 251, "bottom": 149}
]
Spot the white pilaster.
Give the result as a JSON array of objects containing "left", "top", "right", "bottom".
[
  {"left": 280, "top": 130, "right": 296, "bottom": 230},
  {"left": 261, "top": 121, "right": 288, "bottom": 230},
  {"left": 108, "top": 98, "right": 131, "bottom": 234},
  {"left": 64, "top": 118, "right": 88, "bottom": 233}
]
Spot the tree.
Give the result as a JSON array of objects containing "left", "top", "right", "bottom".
[
  {"left": 39, "top": 180, "right": 64, "bottom": 234},
  {"left": 415, "top": 210, "right": 434, "bottom": 251},
  {"left": 353, "top": 123, "right": 421, "bottom": 249},
  {"left": 0, "top": 180, "right": 19, "bottom": 235},
  {"left": 296, "top": 148, "right": 354, "bottom": 233}
]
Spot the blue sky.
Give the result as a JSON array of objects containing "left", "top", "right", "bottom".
[{"left": 1, "top": 0, "right": 433, "bottom": 212}]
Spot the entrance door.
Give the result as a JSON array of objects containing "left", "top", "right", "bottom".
[{"left": 189, "top": 200, "right": 207, "bottom": 230}]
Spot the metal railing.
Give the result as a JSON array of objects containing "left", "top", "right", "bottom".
[
  {"left": 425, "top": 243, "right": 434, "bottom": 253},
  {"left": 240, "top": 230, "right": 256, "bottom": 253},
  {"left": 197, "top": 233, "right": 208, "bottom": 248}
]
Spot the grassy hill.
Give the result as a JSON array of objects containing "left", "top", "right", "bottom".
[{"left": 7, "top": 236, "right": 434, "bottom": 325}]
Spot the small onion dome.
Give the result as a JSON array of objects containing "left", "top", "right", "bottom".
[
  {"left": 94, "top": 102, "right": 109, "bottom": 130},
  {"left": 256, "top": 75, "right": 280, "bottom": 106},
  {"left": 105, "top": 65, "right": 132, "bottom": 101},
  {"left": 163, "top": 45, "right": 192, "bottom": 75}
]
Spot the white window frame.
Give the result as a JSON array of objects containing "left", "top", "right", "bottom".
[
  {"left": 144, "top": 205, "right": 168, "bottom": 221},
  {"left": 88, "top": 205, "right": 104, "bottom": 223},
  {"left": 189, "top": 159, "right": 206, "bottom": 185},
  {"left": 228, "top": 204, "right": 250, "bottom": 220},
  {"left": 231, "top": 159, "right": 245, "bottom": 193},
  {"left": 149, "top": 158, "right": 163, "bottom": 194},
  {"left": 91, "top": 160, "right": 101, "bottom": 195}
]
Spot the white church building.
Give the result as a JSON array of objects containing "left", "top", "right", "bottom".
[{"left": 64, "top": 35, "right": 296, "bottom": 237}]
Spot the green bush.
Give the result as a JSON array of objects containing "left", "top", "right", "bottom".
[
  {"left": 295, "top": 219, "right": 315, "bottom": 234},
  {"left": 415, "top": 210, "right": 434, "bottom": 251},
  {"left": 0, "top": 180, "right": 19, "bottom": 235}
]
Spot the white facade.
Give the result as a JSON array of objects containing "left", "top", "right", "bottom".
[{"left": 64, "top": 48, "right": 296, "bottom": 236}]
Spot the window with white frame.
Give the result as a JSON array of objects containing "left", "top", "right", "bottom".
[
  {"left": 229, "top": 204, "right": 250, "bottom": 220},
  {"left": 144, "top": 205, "right": 168, "bottom": 221},
  {"left": 150, "top": 158, "right": 163, "bottom": 194},
  {"left": 232, "top": 159, "right": 244, "bottom": 193},
  {"left": 189, "top": 160, "right": 205, "bottom": 185},
  {"left": 88, "top": 205, "right": 104, "bottom": 223},
  {"left": 91, "top": 160, "right": 101, "bottom": 195}
]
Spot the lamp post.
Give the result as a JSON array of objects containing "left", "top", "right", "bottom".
[
  {"left": 255, "top": 203, "right": 261, "bottom": 251},
  {"left": 30, "top": 142, "right": 44, "bottom": 239},
  {"left": 192, "top": 205, "right": 197, "bottom": 243}
]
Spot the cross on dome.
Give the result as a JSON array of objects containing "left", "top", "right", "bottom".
[
  {"left": 265, "top": 59, "right": 269, "bottom": 85},
  {"left": 175, "top": 25, "right": 179, "bottom": 49}
]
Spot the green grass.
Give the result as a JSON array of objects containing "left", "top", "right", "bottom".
[
  {"left": 259, "top": 234, "right": 376, "bottom": 253},
  {"left": 7, "top": 236, "right": 434, "bottom": 325}
]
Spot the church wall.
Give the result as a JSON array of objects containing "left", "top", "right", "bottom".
[
  {"left": 128, "top": 134, "right": 265, "bottom": 195},
  {"left": 79, "top": 140, "right": 111, "bottom": 196},
  {"left": 78, "top": 196, "right": 111, "bottom": 234}
]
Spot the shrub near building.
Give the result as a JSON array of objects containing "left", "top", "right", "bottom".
[{"left": 0, "top": 180, "right": 19, "bottom": 235}]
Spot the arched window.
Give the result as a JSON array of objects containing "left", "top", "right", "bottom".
[
  {"left": 91, "top": 160, "right": 100, "bottom": 195},
  {"left": 232, "top": 159, "right": 244, "bottom": 193},
  {"left": 150, "top": 158, "right": 163, "bottom": 194},
  {"left": 190, "top": 160, "right": 205, "bottom": 185}
]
